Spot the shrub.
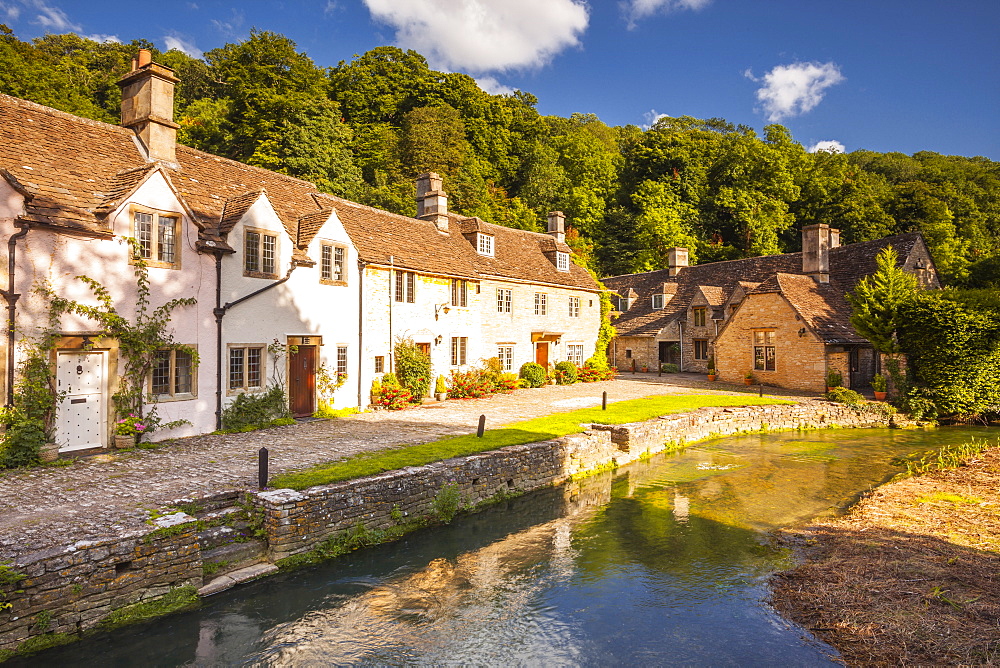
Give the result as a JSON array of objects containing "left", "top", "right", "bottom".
[
  {"left": 826, "top": 368, "right": 843, "bottom": 388},
  {"left": 577, "top": 363, "right": 616, "bottom": 382},
  {"left": 0, "top": 352, "right": 57, "bottom": 468},
  {"left": 496, "top": 372, "right": 519, "bottom": 393},
  {"left": 435, "top": 375, "right": 448, "bottom": 395},
  {"left": 553, "top": 361, "right": 578, "bottom": 385},
  {"left": 447, "top": 368, "right": 493, "bottom": 399},
  {"left": 660, "top": 363, "right": 679, "bottom": 373},
  {"left": 871, "top": 373, "right": 887, "bottom": 392},
  {"left": 519, "top": 362, "right": 546, "bottom": 388},
  {"left": 372, "top": 383, "right": 412, "bottom": 410},
  {"left": 825, "top": 386, "right": 864, "bottom": 406},
  {"left": 221, "top": 386, "right": 291, "bottom": 431},
  {"left": 394, "top": 338, "right": 431, "bottom": 402}
]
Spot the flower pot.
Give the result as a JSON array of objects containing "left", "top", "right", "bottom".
[
  {"left": 114, "top": 434, "right": 136, "bottom": 449},
  {"left": 641, "top": 367, "right": 649, "bottom": 373},
  {"left": 707, "top": 374, "right": 716, "bottom": 381},
  {"left": 744, "top": 378, "right": 753, "bottom": 385},
  {"left": 873, "top": 391, "right": 887, "bottom": 401},
  {"left": 39, "top": 442, "right": 60, "bottom": 463},
  {"left": 435, "top": 392, "right": 447, "bottom": 401}
]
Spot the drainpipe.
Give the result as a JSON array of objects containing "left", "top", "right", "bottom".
[
  {"left": 4, "top": 222, "right": 29, "bottom": 407},
  {"left": 388, "top": 255, "right": 394, "bottom": 372},
  {"left": 213, "top": 259, "right": 297, "bottom": 430},
  {"left": 357, "top": 258, "right": 366, "bottom": 409},
  {"left": 678, "top": 321, "right": 684, "bottom": 373}
]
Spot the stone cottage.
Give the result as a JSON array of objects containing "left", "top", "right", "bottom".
[{"left": 603, "top": 224, "right": 940, "bottom": 391}]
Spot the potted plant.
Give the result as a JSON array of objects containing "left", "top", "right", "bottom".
[
  {"left": 871, "top": 373, "right": 887, "bottom": 401},
  {"left": 640, "top": 364, "right": 649, "bottom": 373},
  {"left": 707, "top": 357, "right": 716, "bottom": 381},
  {"left": 435, "top": 375, "right": 448, "bottom": 401},
  {"left": 114, "top": 413, "right": 146, "bottom": 448},
  {"left": 744, "top": 371, "right": 755, "bottom": 385},
  {"left": 826, "top": 368, "right": 843, "bottom": 392}
]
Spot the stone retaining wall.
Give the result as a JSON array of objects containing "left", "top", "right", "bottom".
[
  {"left": 0, "top": 527, "right": 201, "bottom": 652},
  {"left": 0, "top": 400, "right": 898, "bottom": 654}
]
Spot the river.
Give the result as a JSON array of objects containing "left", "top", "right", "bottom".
[{"left": 22, "top": 426, "right": 995, "bottom": 666}]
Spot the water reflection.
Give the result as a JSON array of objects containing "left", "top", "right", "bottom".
[{"left": 23, "top": 426, "right": 994, "bottom": 667}]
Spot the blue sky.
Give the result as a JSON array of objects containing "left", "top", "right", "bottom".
[{"left": 3, "top": 0, "right": 997, "bottom": 159}]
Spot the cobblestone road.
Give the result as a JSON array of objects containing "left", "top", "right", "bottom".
[{"left": 0, "top": 373, "right": 815, "bottom": 560}]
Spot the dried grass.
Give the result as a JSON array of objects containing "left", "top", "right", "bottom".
[{"left": 771, "top": 447, "right": 1000, "bottom": 666}]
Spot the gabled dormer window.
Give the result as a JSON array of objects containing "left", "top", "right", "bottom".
[
  {"left": 652, "top": 294, "right": 665, "bottom": 309},
  {"left": 556, "top": 252, "right": 569, "bottom": 271},
  {"left": 477, "top": 233, "right": 494, "bottom": 257},
  {"left": 617, "top": 297, "right": 632, "bottom": 311}
]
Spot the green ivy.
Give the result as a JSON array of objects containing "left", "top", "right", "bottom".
[{"left": 220, "top": 386, "right": 291, "bottom": 431}]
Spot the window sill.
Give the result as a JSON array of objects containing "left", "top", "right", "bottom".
[
  {"left": 130, "top": 259, "right": 180, "bottom": 270},
  {"left": 320, "top": 279, "right": 348, "bottom": 287},
  {"left": 227, "top": 387, "right": 265, "bottom": 396},
  {"left": 152, "top": 392, "right": 197, "bottom": 403},
  {"left": 244, "top": 271, "right": 279, "bottom": 280}
]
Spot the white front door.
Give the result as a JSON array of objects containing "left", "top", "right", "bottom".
[{"left": 55, "top": 351, "right": 107, "bottom": 451}]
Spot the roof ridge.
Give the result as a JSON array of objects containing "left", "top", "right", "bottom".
[
  {"left": 1, "top": 93, "right": 132, "bottom": 136},
  {"left": 173, "top": 144, "right": 318, "bottom": 188}
]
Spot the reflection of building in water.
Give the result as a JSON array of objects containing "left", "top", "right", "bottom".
[
  {"left": 246, "top": 475, "right": 613, "bottom": 666},
  {"left": 673, "top": 490, "right": 690, "bottom": 524}
]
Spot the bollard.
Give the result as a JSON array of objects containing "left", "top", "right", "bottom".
[
  {"left": 477, "top": 414, "right": 486, "bottom": 437},
  {"left": 658, "top": 362, "right": 661, "bottom": 377},
  {"left": 258, "top": 446, "right": 269, "bottom": 489},
  {"left": 602, "top": 391, "right": 607, "bottom": 410},
  {"left": 759, "top": 383, "right": 764, "bottom": 397}
]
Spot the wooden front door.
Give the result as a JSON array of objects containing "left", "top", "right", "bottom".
[
  {"left": 289, "top": 345, "right": 317, "bottom": 417},
  {"left": 535, "top": 342, "right": 549, "bottom": 368}
]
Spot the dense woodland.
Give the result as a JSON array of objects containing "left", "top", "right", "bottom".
[{"left": 3, "top": 27, "right": 1000, "bottom": 286}]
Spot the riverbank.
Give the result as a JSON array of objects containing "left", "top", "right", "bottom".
[{"left": 771, "top": 443, "right": 1000, "bottom": 666}]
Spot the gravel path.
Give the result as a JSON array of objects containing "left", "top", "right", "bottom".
[{"left": 0, "top": 373, "right": 815, "bottom": 560}]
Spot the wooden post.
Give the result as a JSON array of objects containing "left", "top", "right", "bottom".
[
  {"left": 602, "top": 391, "right": 607, "bottom": 410},
  {"left": 258, "top": 447, "right": 269, "bottom": 489},
  {"left": 477, "top": 414, "right": 486, "bottom": 437}
]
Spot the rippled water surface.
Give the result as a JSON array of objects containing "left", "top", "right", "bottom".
[{"left": 25, "top": 426, "right": 995, "bottom": 667}]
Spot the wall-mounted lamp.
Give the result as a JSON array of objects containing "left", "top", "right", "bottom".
[
  {"left": 434, "top": 303, "right": 451, "bottom": 320},
  {"left": 798, "top": 327, "right": 807, "bottom": 337},
  {"left": 80, "top": 334, "right": 94, "bottom": 349},
  {"left": 434, "top": 335, "right": 443, "bottom": 346}
]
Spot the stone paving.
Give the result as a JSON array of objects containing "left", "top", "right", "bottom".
[{"left": 0, "top": 373, "right": 816, "bottom": 560}]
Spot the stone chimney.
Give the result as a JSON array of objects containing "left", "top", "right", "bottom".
[
  {"left": 117, "top": 49, "right": 180, "bottom": 164},
  {"left": 667, "top": 247, "right": 689, "bottom": 277},
  {"left": 416, "top": 172, "right": 449, "bottom": 233},
  {"left": 802, "top": 223, "right": 833, "bottom": 283},
  {"left": 547, "top": 211, "right": 566, "bottom": 243}
]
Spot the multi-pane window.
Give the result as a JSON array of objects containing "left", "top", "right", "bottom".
[
  {"left": 497, "top": 346, "right": 514, "bottom": 372},
  {"left": 245, "top": 230, "right": 277, "bottom": 276},
  {"left": 451, "top": 279, "right": 468, "bottom": 307},
  {"left": 451, "top": 337, "right": 467, "bottom": 366},
  {"left": 617, "top": 297, "right": 632, "bottom": 311},
  {"left": 320, "top": 244, "right": 345, "bottom": 283},
  {"left": 567, "top": 344, "right": 584, "bottom": 366},
  {"left": 151, "top": 348, "right": 194, "bottom": 398},
  {"left": 133, "top": 211, "right": 179, "bottom": 268},
  {"left": 534, "top": 292, "right": 547, "bottom": 316},
  {"left": 693, "top": 340, "right": 709, "bottom": 361},
  {"left": 374, "top": 356, "right": 384, "bottom": 373},
  {"left": 497, "top": 288, "right": 512, "bottom": 313},
  {"left": 336, "top": 346, "right": 348, "bottom": 375},
  {"left": 477, "top": 233, "right": 494, "bottom": 256},
  {"left": 395, "top": 271, "right": 416, "bottom": 302},
  {"left": 753, "top": 331, "right": 776, "bottom": 371},
  {"left": 693, "top": 306, "right": 707, "bottom": 327},
  {"left": 229, "top": 346, "right": 264, "bottom": 390},
  {"left": 568, "top": 296, "right": 580, "bottom": 317},
  {"left": 652, "top": 294, "right": 665, "bottom": 309},
  {"left": 556, "top": 252, "right": 569, "bottom": 271}
]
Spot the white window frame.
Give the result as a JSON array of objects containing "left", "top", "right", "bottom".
[
  {"left": 556, "top": 252, "right": 570, "bottom": 272},
  {"left": 395, "top": 270, "right": 416, "bottom": 303},
  {"left": 451, "top": 278, "right": 468, "bottom": 307},
  {"left": 477, "top": 233, "right": 494, "bottom": 257},
  {"left": 451, "top": 336, "right": 468, "bottom": 366},
  {"left": 497, "top": 288, "right": 512, "bottom": 313},
  {"left": 336, "top": 345, "right": 348, "bottom": 375},
  {"left": 320, "top": 243, "right": 346, "bottom": 284},
  {"left": 244, "top": 228, "right": 278, "bottom": 277},
  {"left": 497, "top": 345, "right": 514, "bottom": 372},
  {"left": 652, "top": 294, "right": 665, "bottom": 309},
  {"left": 534, "top": 292, "right": 547, "bottom": 316},
  {"left": 567, "top": 344, "right": 584, "bottom": 366},
  {"left": 568, "top": 296, "right": 580, "bottom": 318}
]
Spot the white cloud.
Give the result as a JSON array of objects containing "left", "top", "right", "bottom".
[
  {"left": 323, "top": 1, "right": 339, "bottom": 16},
  {"left": 83, "top": 33, "right": 120, "bottom": 43},
  {"left": 210, "top": 8, "right": 244, "bottom": 37},
  {"left": 622, "top": 0, "right": 710, "bottom": 29},
  {"left": 747, "top": 61, "right": 845, "bottom": 122},
  {"left": 164, "top": 32, "right": 202, "bottom": 58},
  {"left": 475, "top": 76, "right": 515, "bottom": 96},
  {"left": 363, "top": 0, "right": 589, "bottom": 73},
  {"left": 641, "top": 109, "right": 670, "bottom": 129},
  {"left": 29, "top": 0, "right": 81, "bottom": 32},
  {"left": 808, "top": 140, "right": 846, "bottom": 154},
  {"left": 0, "top": 2, "right": 21, "bottom": 22}
]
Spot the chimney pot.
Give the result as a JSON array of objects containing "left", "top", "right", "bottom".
[
  {"left": 137, "top": 49, "right": 152, "bottom": 68},
  {"left": 802, "top": 223, "right": 831, "bottom": 283},
  {"left": 415, "top": 172, "right": 449, "bottom": 233},
  {"left": 547, "top": 211, "right": 565, "bottom": 243},
  {"left": 667, "top": 247, "right": 689, "bottom": 277}
]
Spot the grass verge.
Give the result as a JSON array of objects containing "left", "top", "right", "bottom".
[
  {"left": 271, "top": 394, "right": 790, "bottom": 491},
  {"left": 771, "top": 439, "right": 1000, "bottom": 665}
]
